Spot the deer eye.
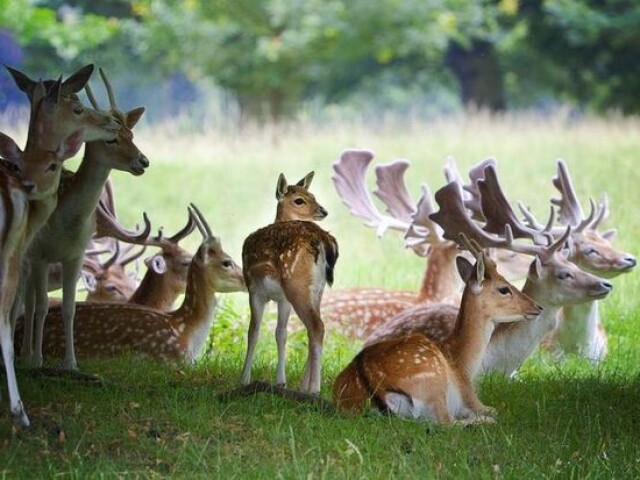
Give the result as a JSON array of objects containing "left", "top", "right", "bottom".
[
  {"left": 222, "top": 259, "right": 233, "bottom": 268},
  {"left": 557, "top": 271, "right": 573, "bottom": 280},
  {"left": 47, "top": 163, "right": 58, "bottom": 172},
  {"left": 498, "top": 286, "right": 511, "bottom": 295},
  {"left": 73, "top": 106, "right": 84, "bottom": 115},
  {"left": 105, "top": 138, "right": 119, "bottom": 145},
  {"left": 585, "top": 248, "right": 599, "bottom": 256},
  {"left": 294, "top": 198, "right": 305, "bottom": 206}
]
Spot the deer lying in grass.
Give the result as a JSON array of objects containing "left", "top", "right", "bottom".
[
  {"left": 240, "top": 172, "right": 338, "bottom": 394},
  {"left": 326, "top": 150, "right": 462, "bottom": 338},
  {"left": 21, "top": 68, "right": 149, "bottom": 370},
  {"left": 530, "top": 160, "right": 635, "bottom": 361},
  {"left": 13, "top": 204, "right": 245, "bottom": 362},
  {"left": 366, "top": 170, "right": 613, "bottom": 377},
  {"left": 333, "top": 235, "right": 542, "bottom": 422}
]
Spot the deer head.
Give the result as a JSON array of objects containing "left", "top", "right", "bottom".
[{"left": 275, "top": 171, "right": 327, "bottom": 222}]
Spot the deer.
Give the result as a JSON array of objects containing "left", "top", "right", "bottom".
[
  {"left": 0, "top": 85, "right": 101, "bottom": 426},
  {"left": 365, "top": 169, "right": 613, "bottom": 377},
  {"left": 240, "top": 171, "right": 338, "bottom": 394},
  {"left": 325, "top": 149, "right": 463, "bottom": 338},
  {"left": 521, "top": 160, "right": 636, "bottom": 361},
  {"left": 20, "top": 68, "right": 149, "bottom": 371},
  {"left": 12, "top": 204, "right": 245, "bottom": 362},
  {"left": 81, "top": 193, "right": 196, "bottom": 310},
  {"left": 333, "top": 234, "right": 542, "bottom": 423}
]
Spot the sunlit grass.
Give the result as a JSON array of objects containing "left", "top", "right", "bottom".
[{"left": 1, "top": 112, "right": 639, "bottom": 477}]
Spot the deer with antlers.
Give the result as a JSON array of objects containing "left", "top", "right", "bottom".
[
  {"left": 325, "top": 150, "right": 462, "bottom": 338},
  {"left": 240, "top": 172, "right": 338, "bottom": 394},
  {"left": 366, "top": 166, "right": 613, "bottom": 376},
  {"left": 0, "top": 65, "right": 119, "bottom": 426},
  {"left": 537, "top": 160, "right": 635, "bottom": 361},
  {"left": 19, "top": 68, "right": 149, "bottom": 371},
  {"left": 333, "top": 234, "right": 542, "bottom": 422},
  {"left": 13, "top": 204, "right": 245, "bottom": 362}
]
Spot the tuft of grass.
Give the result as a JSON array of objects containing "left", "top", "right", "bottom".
[{"left": 1, "top": 112, "right": 640, "bottom": 477}]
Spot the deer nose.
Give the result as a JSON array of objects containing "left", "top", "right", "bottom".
[
  {"left": 318, "top": 207, "right": 328, "bottom": 218},
  {"left": 21, "top": 181, "right": 35, "bottom": 194},
  {"left": 624, "top": 256, "right": 636, "bottom": 267},
  {"left": 600, "top": 281, "right": 613, "bottom": 291},
  {"left": 139, "top": 154, "right": 149, "bottom": 168}
]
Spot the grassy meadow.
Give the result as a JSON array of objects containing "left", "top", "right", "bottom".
[{"left": 1, "top": 112, "right": 640, "bottom": 478}]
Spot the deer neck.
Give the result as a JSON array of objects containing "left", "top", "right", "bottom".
[
  {"left": 173, "top": 261, "right": 217, "bottom": 325},
  {"left": 556, "top": 301, "right": 599, "bottom": 353},
  {"left": 26, "top": 194, "right": 58, "bottom": 244},
  {"left": 130, "top": 271, "right": 179, "bottom": 311},
  {"left": 416, "top": 245, "right": 459, "bottom": 303},
  {"left": 443, "top": 296, "right": 495, "bottom": 381},
  {"left": 482, "top": 279, "right": 561, "bottom": 376},
  {"left": 59, "top": 145, "right": 112, "bottom": 218}
]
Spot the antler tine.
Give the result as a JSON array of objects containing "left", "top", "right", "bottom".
[
  {"left": 443, "top": 156, "right": 463, "bottom": 184},
  {"left": 84, "top": 82, "right": 101, "bottom": 110},
  {"left": 98, "top": 67, "right": 118, "bottom": 112},
  {"left": 373, "top": 159, "right": 416, "bottom": 223},
  {"left": 551, "top": 159, "right": 584, "bottom": 227},
  {"left": 121, "top": 244, "right": 147, "bottom": 268},
  {"left": 102, "top": 241, "right": 121, "bottom": 270},
  {"left": 477, "top": 164, "right": 547, "bottom": 244},
  {"left": 332, "top": 149, "right": 408, "bottom": 237},
  {"left": 458, "top": 233, "right": 481, "bottom": 258},
  {"left": 168, "top": 207, "right": 198, "bottom": 243},
  {"left": 404, "top": 185, "right": 447, "bottom": 256},
  {"left": 95, "top": 199, "right": 152, "bottom": 245},
  {"left": 188, "top": 203, "right": 214, "bottom": 239},
  {"left": 462, "top": 157, "right": 497, "bottom": 222},
  {"left": 575, "top": 197, "right": 597, "bottom": 233},
  {"left": 590, "top": 194, "right": 609, "bottom": 230}
]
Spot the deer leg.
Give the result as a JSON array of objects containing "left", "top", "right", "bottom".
[
  {"left": 30, "top": 261, "right": 50, "bottom": 368},
  {"left": 18, "top": 276, "right": 33, "bottom": 359},
  {"left": 290, "top": 301, "right": 324, "bottom": 394},
  {"left": 275, "top": 300, "right": 292, "bottom": 387},
  {"left": 240, "top": 293, "right": 267, "bottom": 385},
  {"left": 60, "top": 257, "right": 83, "bottom": 371}
]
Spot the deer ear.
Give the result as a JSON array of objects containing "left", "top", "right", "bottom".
[
  {"left": 530, "top": 256, "right": 543, "bottom": 280},
  {"left": 5, "top": 65, "right": 36, "bottom": 96},
  {"left": 0, "top": 131, "right": 22, "bottom": 164},
  {"left": 276, "top": 173, "right": 288, "bottom": 200},
  {"left": 296, "top": 171, "right": 314, "bottom": 189},
  {"left": 81, "top": 272, "right": 97, "bottom": 292},
  {"left": 126, "top": 107, "right": 145, "bottom": 129},
  {"left": 62, "top": 64, "right": 94, "bottom": 94},
  {"left": 146, "top": 255, "right": 167, "bottom": 274},
  {"left": 455, "top": 256, "right": 474, "bottom": 282},
  {"left": 57, "top": 129, "right": 85, "bottom": 160},
  {"left": 601, "top": 229, "right": 617, "bottom": 241}
]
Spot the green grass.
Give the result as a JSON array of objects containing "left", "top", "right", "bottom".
[{"left": 2, "top": 113, "right": 640, "bottom": 477}]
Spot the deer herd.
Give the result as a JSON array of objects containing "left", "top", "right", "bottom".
[{"left": 0, "top": 65, "right": 635, "bottom": 428}]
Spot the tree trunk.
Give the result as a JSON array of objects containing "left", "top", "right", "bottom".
[{"left": 445, "top": 39, "right": 506, "bottom": 112}]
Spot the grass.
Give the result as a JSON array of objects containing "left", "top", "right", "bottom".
[{"left": 1, "top": 112, "right": 640, "bottom": 478}]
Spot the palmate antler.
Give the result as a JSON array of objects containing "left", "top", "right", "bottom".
[
  {"left": 429, "top": 180, "right": 571, "bottom": 262},
  {"left": 332, "top": 149, "right": 408, "bottom": 236}
]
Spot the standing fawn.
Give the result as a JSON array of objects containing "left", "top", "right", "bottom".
[
  {"left": 21, "top": 68, "right": 149, "bottom": 371},
  {"left": 333, "top": 235, "right": 541, "bottom": 423},
  {"left": 240, "top": 172, "right": 338, "bottom": 394},
  {"left": 13, "top": 204, "right": 245, "bottom": 362},
  {"left": 0, "top": 86, "right": 90, "bottom": 426}
]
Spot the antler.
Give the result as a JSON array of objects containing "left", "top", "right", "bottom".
[
  {"left": 429, "top": 180, "right": 571, "bottom": 261},
  {"left": 94, "top": 198, "right": 151, "bottom": 244},
  {"left": 551, "top": 159, "right": 599, "bottom": 232},
  {"left": 373, "top": 160, "right": 415, "bottom": 223},
  {"left": 141, "top": 207, "right": 198, "bottom": 250},
  {"left": 332, "top": 149, "right": 408, "bottom": 236},
  {"left": 475, "top": 164, "right": 548, "bottom": 244},
  {"left": 403, "top": 185, "right": 448, "bottom": 256}
]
